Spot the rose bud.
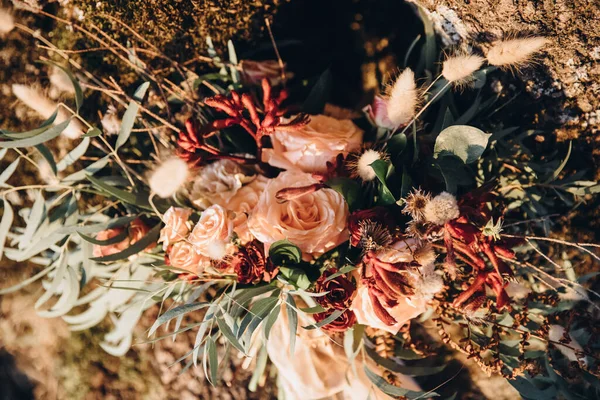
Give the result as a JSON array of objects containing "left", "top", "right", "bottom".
[
  {"left": 232, "top": 241, "right": 278, "bottom": 285},
  {"left": 314, "top": 309, "right": 357, "bottom": 333},
  {"left": 314, "top": 269, "right": 356, "bottom": 310}
]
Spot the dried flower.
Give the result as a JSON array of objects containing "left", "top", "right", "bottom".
[
  {"left": 441, "top": 54, "right": 485, "bottom": 86},
  {"left": 385, "top": 68, "right": 418, "bottom": 127},
  {"left": 314, "top": 270, "right": 356, "bottom": 310},
  {"left": 348, "top": 207, "right": 394, "bottom": 248},
  {"left": 423, "top": 192, "right": 460, "bottom": 225},
  {"left": 403, "top": 188, "right": 431, "bottom": 221},
  {"left": 148, "top": 156, "right": 190, "bottom": 198},
  {"left": 412, "top": 242, "right": 437, "bottom": 266},
  {"left": 346, "top": 149, "right": 386, "bottom": 182},
  {"left": 486, "top": 37, "right": 549, "bottom": 68},
  {"left": 405, "top": 219, "right": 431, "bottom": 239},
  {"left": 101, "top": 106, "right": 121, "bottom": 136},
  {"left": 0, "top": 8, "right": 14, "bottom": 37},
  {"left": 313, "top": 309, "right": 357, "bottom": 332},
  {"left": 232, "top": 241, "right": 278, "bottom": 284}
]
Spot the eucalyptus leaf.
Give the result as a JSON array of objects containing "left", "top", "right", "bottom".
[
  {"left": 286, "top": 294, "right": 298, "bottom": 356},
  {"left": 149, "top": 302, "right": 210, "bottom": 336},
  {"left": 57, "top": 137, "right": 90, "bottom": 172},
  {"left": 115, "top": 82, "right": 150, "bottom": 150},
  {"left": 0, "top": 198, "right": 14, "bottom": 260},
  {"left": 434, "top": 125, "right": 491, "bottom": 164},
  {"left": 35, "top": 144, "right": 57, "bottom": 176},
  {"left": 364, "top": 366, "right": 437, "bottom": 399},
  {"left": 39, "top": 61, "right": 84, "bottom": 111},
  {"left": 0, "top": 118, "right": 71, "bottom": 148},
  {"left": 207, "top": 337, "right": 218, "bottom": 385},
  {"left": 61, "top": 156, "right": 110, "bottom": 184},
  {"left": 302, "top": 309, "right": 344, "bottom": 330},
  {"left": 0, "top": 158, "right": 20, "bottom": 187}
]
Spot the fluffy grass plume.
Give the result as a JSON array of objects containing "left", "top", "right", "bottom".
[
  {"left": 486, "top": 37, "right": 549, "bottom": 68},
  {"left": 12, "top": 84, "right": 84, "bottom": 139},
  {"left": 148, "top": 156, "right": 190, "bottom": 198},
  {"left": 0, "top": 8, "right": 14, "bottom": 37},
  {"left": 442, "top": 54, "right": 485, "bottom": 86},
  {"left": 385, "top": 68, "right": 418, "bottom": 127}
]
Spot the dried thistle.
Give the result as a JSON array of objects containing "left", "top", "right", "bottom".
[
  {"left": 402, "top": 188, "right": 431, "bottom": 221},
  {"left": 423, "top": 192, "right": 460, "bottom": 226},
  {"left": 358, "top": 220, "right": 393, "bottom": 252}
]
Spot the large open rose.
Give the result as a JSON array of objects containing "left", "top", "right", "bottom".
[
  {"left": 190, "top": 159, "right": 255, "bottom": 209},
  {"left": 159, "top": 207, "right": 192, "bottom": 250},
  {"left": 247, "top": 171, "right": 349, "bottom": 256},
  {"left": 262, "top": 114, "right": 363, "bottom": 173},
  {"left": 217, "top": 175, "right": 268, "bottom": 244},
  {"left": 167, "top": 241, "right": 209, "bottom": 275},
  {"left": 351, "top": 286, "right": 426, "bottom": 334},
  {"left": 188, "top": 205, "right": 234, "bottom": 259}
]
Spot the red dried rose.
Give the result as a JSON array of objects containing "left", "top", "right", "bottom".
[
  {"left": 314, "top": 270, "right": 356, "bottom": 310},
  {"left": 231, "top": 241, "right": 278, "bottom": 284},
  {"left": 314, "top": 309, "right": 357, "bottom": 332}
]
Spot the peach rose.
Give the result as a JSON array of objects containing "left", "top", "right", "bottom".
[
  {"left": 168, "top": 241, "right": 209, "bottom": 275},
  {"left": 262, "top": 114, "right": 363, "bottom": 173},
  {"left": 92, "top": 227, "right": 129, "bottom": 258},
  {"left": 188, "top": 205, "right": 234, "bottom": 260},
  {"left": 190, "top": 159, "right": 255, "bottom": 209},
  {"left": 247, "top": 171, "right": 349, "bottom": 256},
  {"left": 159, "top": 207, "right": 192, "bottom": 250},
  {"left": 219, "top": 175, "right": 268, "bottom": 244},
  {"left": 129, "top": 217, "right": 155, "bottom": 252},
  {"left": 351, "top": 286, "right": 426, "bottom": 334}
]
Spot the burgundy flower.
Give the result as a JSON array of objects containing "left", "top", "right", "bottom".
[
  {"left": 314, "top": 270, "right": 356, "bottom": 310},
  {"left": 314, "top": 309, "right": 357, "bottom": 332},
  {"left": 231, "top": 241, "right": 278, "bottom": 284}
]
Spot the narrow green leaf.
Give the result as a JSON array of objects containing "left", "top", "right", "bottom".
[
  {"left": 217, "top": 315, "right": 247, "bottom": 354},
  {"left": 299, "top": 305, "right": 326, "bottom": 314},
  {"left": 57, "top": 137, "right": 90, "bottom": 172},
  {"left": 90, "top": 222, "right": 160, "bottom": 262},
  {"left": 286, "top": 294, "right": 298, "bottom": 356},
  {"left": 545, "top": 141, "right": 572, "bottom": 183},
  {"left": 0, "top": 158, "right": 20, "bottom": 187},
  {"left": 207, "top": 337, "right": 218, "bottom": 385},
  {"left": 364, "top": 365, "right": 437, "bottom": 398},
  {"left": 366, "top": 346, "right": 446, "bottom": 376},
  {"left": 115, "top": 82, "right": 150, "bottom": 150},
  {"left": 61, "top": 155, "right": 110, "bottom": 184},
  {"left": 149, "top": 302, "right": 210, "bottom": 336},
  {"left": 77, "top": 229, "right": 128, "bottom": 246},
  {"left": 0, "top": 198, "right": 14, "bottom": 260},
  {"left": 35, "top": 144, "right": 57, "bottom": 176},
  {"left": 263, "top": 303, "right": 281, "bottom": 340},
  {"left": 82, "top": 127, "right": 102, "bottom": 137},
  {"left": 0, "top": 118, "right": 71, "bottom": 148},
  {"left": 0, "top": 110, "right": 58, "bottom": 138},
  {"left": 324, "top": 265, "right": 356, "bottom": 282},
  {"left": 39, "top": 61, "right": 83, "bottom": 111},
  {"left": 86, "top": 174, "right": 152, "bottom": 210},
  {"left": 303, "top": 309, "right": 344, "bottom": 330},
  {"left": 248, "top": 345, "right": 268, "bottom": 392}
]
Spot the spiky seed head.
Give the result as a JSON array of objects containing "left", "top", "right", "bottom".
[
  {"left": 413, "top": 242, "right": 437, "bottom": 266},
  {"left": 406, "top": 219, "right": 430, "bottom": 239},
  {"left": 149, "top": 156, "right": 190, "bottom": 198},
  {"left": 441, "top": 54, "right": 485, "bottom": 86},
  {"left": 423, "top": 192, "right": 460, "bottom": 225},
  {"left": 486, "top": 37, "right": 549, "bottom": 68},
  {"left": 402, "top": 188, "right": 431, "bottom": 221},
  {"left": 358, "top": 220, "right": 392, "bottom": 251},
  {"left": 347, "top": 148, "right": 389, "bottom": 182},
  {"left": 385, "top": 68, "right": 418, "bottom": 127}
]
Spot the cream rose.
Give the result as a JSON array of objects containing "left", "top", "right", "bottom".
[
  {"left": 351, "top": 286, "right": 426, "bottom": 334},
  {"left": 262, "top": 114, "right": 363, "bottom": 173},
  {"left": 190, "top": 159, "right": 255, "bottom": 209},
  {"left": 247, "top": 171, "right": 348, "bottom": 256},
  {"left": 220, "top": 175, "right": 268, "bottom": 244},
  {"left": 168, "top": 241, "right": 209, "bottom": 275},
  {"left": 159, "top": 207, "right": 192, "bottom": 250},
  {"left": 188, "top": 205, "right": 234, "bottom": 259}
]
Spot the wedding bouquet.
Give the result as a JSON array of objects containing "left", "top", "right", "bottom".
[{"left": 1, "top": 6, "right": 599, "bottom": 399}]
